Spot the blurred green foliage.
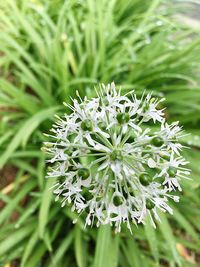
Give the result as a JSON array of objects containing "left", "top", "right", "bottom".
[{"left": 0, "top": 0, "right": 200, "bottom": 266}]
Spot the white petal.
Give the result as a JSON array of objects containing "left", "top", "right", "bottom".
[
  {"left": 98, "top": 160, "right": 109, "bottom": 171},
  {"left": 147, "top": 158, "right": 156, "bottom": 168}
]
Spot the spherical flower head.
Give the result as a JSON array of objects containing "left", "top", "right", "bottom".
[{"left": 43, "top": 82, "right": 190, "bottom": 233}]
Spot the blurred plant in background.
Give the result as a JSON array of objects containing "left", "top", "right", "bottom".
[{"left": 0, "top": 0, "right": 200, "bottom": 266}]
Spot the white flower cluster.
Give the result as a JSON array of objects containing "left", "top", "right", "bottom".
[{"left": 43, "top": 83, "right": 190, "bottom": 232}]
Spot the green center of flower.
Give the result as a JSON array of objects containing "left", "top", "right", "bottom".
[
  {"left": 81, "top": 119, "right": 93, "bottom": 131},
  {"left": 110, "top": 150, "right": 123, "bottom": 161},
  {"left": 78, "top": 168, "right": 90, "bottom": 179},
  {"left": 116, "top": 112, "right": 130, "bottom": 124}
]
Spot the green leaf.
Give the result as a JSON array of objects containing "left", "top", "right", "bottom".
[
  {"left": 21, "top": 228, "right": 39, "bottom": 267},
  {"left": 172, "top": 205, "right": 199, "bottom": 243},
  {"left": 158, "top": 213, "right": 181, "bottom": 266},
  {"left": 93, "top": 225, "right": 111, "bottom": 267},
  {"left": 122, "top": 237, "right": 145, "bottom": 267},
  {"left": 107, "top": 234, "right": 119, "bottom": 267},
  {"left": 0, "top": 221, "right": 36, "bottom": 257},
  {"left": 144, "top": 217, "right": 159, "bottom": 262},
  {"left": 38, "top": 178, "right": 55, "bottom": 238},
  {"left": 49, "top": 231, "right": 73, "bottom": 267},
  {"left": 0, "top": 106, "right": 60, "bottom": 168},
  {"left": 15, "top": 199, "right": 40, "bottom": 228},
  {"left": 74, "top": 225, "right": 86, "bottom": 267},
  {"left": 0, "top": 178, "right": 36, "bottom": 225},
  {"left": 0, "top": 78, "right": 39, "bottom": 114}
]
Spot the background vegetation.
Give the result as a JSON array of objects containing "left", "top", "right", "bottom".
[{"left": 0, "top": 0, "right": 200, "bottom": 266}]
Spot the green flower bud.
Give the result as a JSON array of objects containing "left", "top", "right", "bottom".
[
  {"left": 117, "top": 112, "right": 130, "bottom": 124},
  {"left": 98, "top": 121, "right": 107, "bottom": 131},
  {"left": 113, "top": 195, "right": 124, "bottom": 206},
  {"left": 47, "top": 166, "right": 54, "bottom": 172},
  {"left": 146, "top": 199, "right": 155, "bottom": 209},
  {"left": 110, "top": 150, "right": 123, "bottom": 161},
  {"left": 78, "top": 168, "right": 90, "bottom": 179},
  {"left": 81, "top": 119, "right": 93, "bottom": 131},
  {"left": 139, "top": 173, "right": 152, "bottom": 186},
  {"left": 44, "top": 142, "right": 53, "bottom": 148},
  {"left": 168, "top": 166, "right": 177, "bottom": 177},
  {"left": 151, "top": 137, "right": 164, "bottom": 147}
]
